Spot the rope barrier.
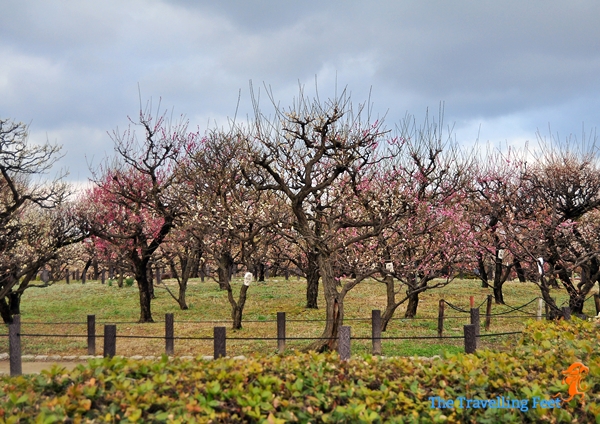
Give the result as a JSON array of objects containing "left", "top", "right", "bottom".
[
  {"left": 478, "top": 331, "right": 522, "bottom": 337},
  {"left": 20, "top": 321, "right": 166, "bottom": 325},
  {"left": 352, "top": 335, "right": 466, "bottom": 340},
  {"left": 15, "top": 330, "right": 525, "bottom": 342},
  {"left": 17, "top": 333, "right": 87, "bottom": 338},
  {"left": 443, "top": 297, "right": 546, "bottom": 317},
  {"left": 442, "top": 300, "right": 470, "bottom": 313},
  {"left": 482, "top": 315, "right": 542, "bottom": 319},
  {"left": 14, "top": 313, "right": 550, "bottom": 329},
  {"left": 488, "top": 297, "right": 540, "bottom": 316},
  {"left": 19, "top": 322, "right": 88, "bottom": 325}
]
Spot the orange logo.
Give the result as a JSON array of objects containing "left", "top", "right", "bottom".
[{"left": 553, "top": 362, "right": 589, "bottom": 403}]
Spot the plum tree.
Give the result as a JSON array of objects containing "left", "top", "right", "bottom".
[
  {"left": 81, "top": 102, "right": 197, "bottom": 322},
  {"left": 241, "top": 87, "right": 397, "bottom": 350},
  {"left": 0, "top": 118, "right": 83, "bottom": 323}
]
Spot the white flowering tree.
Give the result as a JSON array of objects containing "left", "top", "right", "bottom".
[
  {"left": 241, "top": 88, "right": 398, "bottom": 351},
  {"left": 0, "top": 118, "right": 83, "bottom": 324},
  {"left": 180, "top": 129, "right": 277, "bottom": 329}
]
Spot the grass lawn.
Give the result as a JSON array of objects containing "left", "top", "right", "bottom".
[{"left": 1, "top": 276, "right": 598, "bottom": 358}]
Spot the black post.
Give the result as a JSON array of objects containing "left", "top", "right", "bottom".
[
  {"left": 9, "top": 315, "right": 22, "bottom": 376},
  {"left": 464, "top": 324, "right": 476, "bottom": 354},
  {"left": 165, "top": 313, "right": 174, "bottom": 355},
  {"left": 437, "top": 299, "right": 445, "bottom": 338},
  {"left": 156, "top": 267, "right": 162, "bottom": 285},
  {"left": 87, "top": 315, "right": 96, "bottom": 355},
  {"left": 214, "top": 327, "right": 226, "bottom": 359},
  {"left": 103, "top": 325, "right": 116, "bottom": 358},
  {"left": 65, "top": 268, "right": 70, "bottom": 284},
  {"left": 471, "top": 308, "right": 481, "bottom": 337},
  {"left": 485, "top": 295, "right": 493, "bottom": 331},
  {"left": 101, "top": 269, "right": 105, "bottom": 284},
  {"left": 82, "top": 269, "right": 86, "bottom": 284},
  {"left": 338, "top": 326, "right": 351, "bottom": 360},
  {"left": 562, "top": 307, "right": 571, "bottom": 321},
  {"left": 470, "top": 307, "right": 480, "bottom": 348},
  {"left": 277, "top": 312, "right": 286, "bottom": 353},
  {"left": 371, "top": 310, "right": 382, "bottom": 355}
]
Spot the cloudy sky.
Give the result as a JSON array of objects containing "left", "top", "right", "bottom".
[{"left": 2, "top": 0, "right": 600, "bottom": 184}]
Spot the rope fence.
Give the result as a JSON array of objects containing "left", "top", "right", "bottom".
[{"left": 3, "top": 293, "right": 599, "bottom": 376}]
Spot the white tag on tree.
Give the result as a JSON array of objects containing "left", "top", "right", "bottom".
[{"left": 537, "top": 258, "right": 544, "bottom": 275}]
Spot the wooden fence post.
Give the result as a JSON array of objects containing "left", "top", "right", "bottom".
[
  {"left": 214, "top": 327, "right": 226, "bottom": 359},
  {"left": 103, "top": 325, "right": 116, "bottom": 358},
  {"left": 469, "top": 296, "right": 474, "bottom": 308},
  {"left": 485, "top": 295, "right": 493, "bottom": 331},
  {"left": 594, "top": 294, "right": 600, "bottom": 315},
  {"left": 65, "top": 268, "right": 70, "bottom": 284},
  {"left": 562, "top": 307, "right": 571, "bottom": 321},
  {"left": 464, "top": 324, "right": 476, "bottom": 354},
  {"left": 537, "top": 298, "right": 544, "bottom": 321},
  {"left": 371, "top": 310, "right": 382, "bottom": 355},
  {"left": 165, "top": 313, "right": 174, "bottom": 355},
  {"left": 82, "top": 269, "right": 86, "bottom": 284},
  {"left": 101, "top": 269, "right": 105, "bottom": 284},
  {"left": 338, "top": 326, "right": 351, "bottom": 360},
  {"left": 277, "top": 312, "right": 286, "bottom": 353},
  {"left": 87, "top": 315, "right": 96, "bottom": 355},
  {"left": 9, "top": 315, "right": 22, "bottom": 376},
  {"left": 470, "top": 307, "right": 480, "bottom": 349},
  {"left": 437, "top": 300, "right": 445, "bottom": 338},
  {"left": 156, "top": 267, "right": 162, "bottom": 285}
]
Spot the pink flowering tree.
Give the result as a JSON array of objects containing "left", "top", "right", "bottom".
[
  {"left": 347, "top": 113, "right": 475, "bottom": 326},
  {"left": 87, "top": 234, "right": 134, "bottom": 287},
  {"left": 466, "top": 148, "right": 532, "bottom": 304},
  {"left": 81, "top": 103, "right": 198, "bottom": 322},
  {"left": 517, "top": 141, "right": 600, "bottom": 316}
]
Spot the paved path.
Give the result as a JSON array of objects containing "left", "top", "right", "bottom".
[{"left": 0, "top": 362, "right": 82, "bottom": 375}]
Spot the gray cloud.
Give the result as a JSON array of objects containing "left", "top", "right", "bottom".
[{"left": 1, "top": 0, "right": 599, "bottom": 182}]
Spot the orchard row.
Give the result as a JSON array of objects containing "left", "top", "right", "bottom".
[{"left": 2, "top": 92, "right": 598, "bottom": 350}]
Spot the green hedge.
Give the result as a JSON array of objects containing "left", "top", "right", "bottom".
[{"left": 1, "top": 319, "right": 599, "bottom": 423}]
